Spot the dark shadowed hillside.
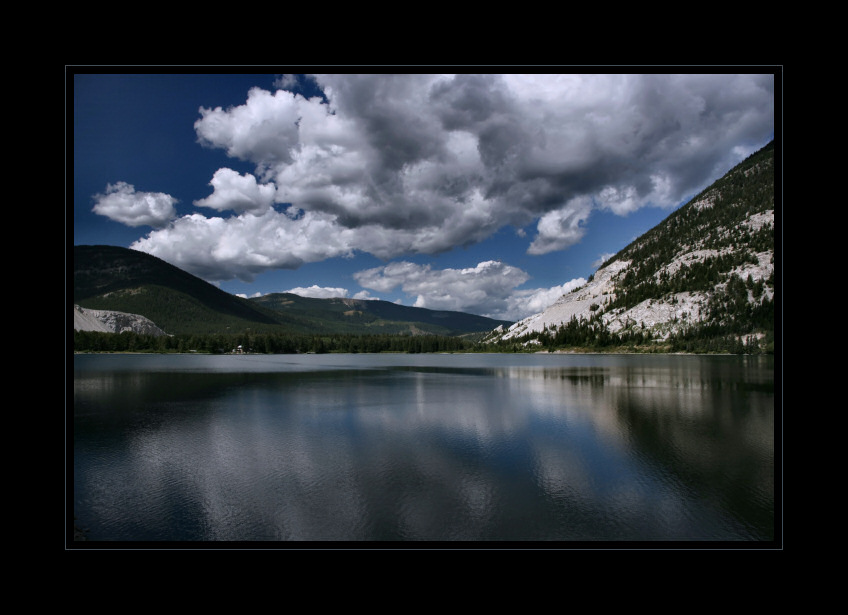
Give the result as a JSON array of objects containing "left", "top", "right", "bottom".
[
  {"left": 73, "top": 245, "right": 511, "bottom": 337},
  {"left": 74, "top": 245, "right": 298, "bottom": 335},
  {"left": 251, "top": 292, "right": 512, "bottom": 336}
]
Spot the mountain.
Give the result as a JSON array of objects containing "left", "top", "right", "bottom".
[
  {"left": 484, "top": 140, "right": 776, "bottom": 353},
  {"left": 73, "top": 245, "right": 285, "bottom": 335},
  {"left": 72, "top": 245, "right": 511, "bottom": 336},
  {"left": 250, "top": 292, "right": 512, "bottom": 336}
]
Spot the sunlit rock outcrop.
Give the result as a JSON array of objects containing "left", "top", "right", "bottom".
[{"left": 73, "top": 304, "right": 168, "bottom": 336}]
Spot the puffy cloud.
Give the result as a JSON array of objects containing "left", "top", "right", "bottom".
[
  {"left": 130, "top": 209, "right": 357, "bottom": 282},
  {"left": 129, "top": 203, "right": 503, "bottom": 282},
  {"left": 194, "top": 87, "right": 305, "bottom": 171},
  {"left": 124, "top": 73, "right": 773, "bottom": 285},
  {"left": 355, "top": 260, "right": 529, "bottom": 316},
  {"left": 527, "top": 196, "right": 593, "bottom": 255},
  {"left": 285, "top": 285, "right": 349, "bottom": 299},
  {"left": 92, "top": 181, "right": 177, "bottom": 228},
  {"left": 214, "top": 74, "right": 774, "bottom": 228},
  {"left": 194, "top": 168, "right": 277, "bottom": 215},
  {"left": 353, "top": 259, "right": 580, "bottom": 320}
]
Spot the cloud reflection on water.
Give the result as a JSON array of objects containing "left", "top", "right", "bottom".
[{"left": 73, "top": 355, "right": 774, "bottom": 541}]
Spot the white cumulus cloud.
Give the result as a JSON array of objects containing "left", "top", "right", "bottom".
[
  {"left": 194, "top": 87, "right": 305, "bottom": 171},
  {"left": 130, "top": 209, "right": 358, "bottom": 282},
  {"left": 353, "top": 259, "right": 582, "bottom": 321},
  {"left": 92, "top": 181, "right": 177, "bottom": 228},
  {"left": 527, "top": 196, "right": 593, "bottom": 255},
  {"left": 285, "top": 285, "right": 349, "bottom": 299},
  {"left": 121, "top": 73, "right": 773, "bottom": 284},
  {"left": 194, "top": 168, "right": 277, "bottom": 215}
]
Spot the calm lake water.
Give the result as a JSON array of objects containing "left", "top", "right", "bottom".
[{"left": 71, "top": 352, "right": 776, "bottom": 545}]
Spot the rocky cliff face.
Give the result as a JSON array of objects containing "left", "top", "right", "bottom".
[
  {"left": 73, "top": 304, "right": 168, "bottom": 336},
  {"left": 491, "top": 215, "right": 774, "bottom": 344}
]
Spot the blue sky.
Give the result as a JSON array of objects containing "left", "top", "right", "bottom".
[{"left": 71, "top": 71, "right": 776, "bottom": 321}]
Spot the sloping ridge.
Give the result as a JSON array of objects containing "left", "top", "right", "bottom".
[
  {"left": 73, "top": 245, "right": 281, "bottom": 334},
  {"left": 73, "top": 245, "right": 513, "bottom": 337},
  {"left": 250, "top": 293, "right": 513, "bottom": 335},
  {"left": 489, "top": 140, "right": 776, "bottom": 345}
]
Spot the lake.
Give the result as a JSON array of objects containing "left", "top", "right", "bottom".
[{"left": 71, "top": 352, "right": 776, "bottom": 546}]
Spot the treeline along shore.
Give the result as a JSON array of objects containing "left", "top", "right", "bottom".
[
  {"left": 73, "top": 322, "right": 774, "bottom": 355},
  {"left": 73, "top": 330, "right": 472, "bottom": 354}
]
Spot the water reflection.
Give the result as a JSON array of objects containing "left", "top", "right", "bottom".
[{"left": 73, "top": 354, "right": 774, "bottom": 542}]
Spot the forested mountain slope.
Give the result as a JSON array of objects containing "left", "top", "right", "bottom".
[
  {"left": 250, "top": 293, "right": 512, "bottom": 336},
  {"left": 74, "top": 245, "right": 284, "bottom": 335},
  {"left": 73, "top": 245, "right": 511, "bottom": 337},
  {"left": 485, "top": 140, "right": 776, "bottom": 353}
]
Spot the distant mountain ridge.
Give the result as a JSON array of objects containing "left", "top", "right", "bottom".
[
  {"left": 484, "top": 140, "right": 776, "bottom": 352},
  {"left": 250, "top": 292, "right": 512, "bottom": 336},
  {"left": 72, "top": 245, "right": 511, "bottom": 336}
]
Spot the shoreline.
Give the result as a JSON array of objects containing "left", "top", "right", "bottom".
[{"left": 72, "top": 348, "right": 772, "bottom": 357}]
